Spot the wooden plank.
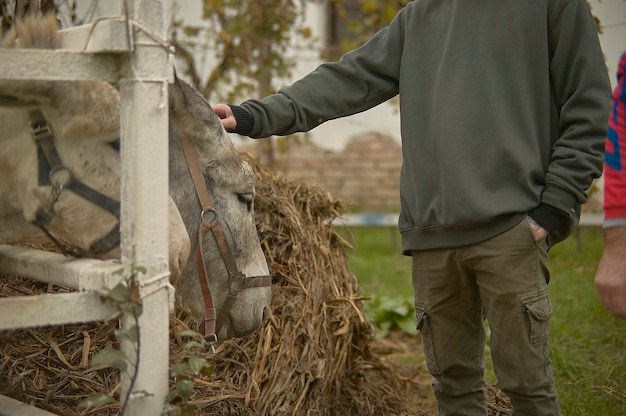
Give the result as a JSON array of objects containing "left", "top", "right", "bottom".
[
  {"left": 0, "top": 245, "right": 124, "bottom": 291},
  {"left": 0, "top": 395, "right": 58, "bottom": 416},
  {"left": 0, "top": 49, "right": 120, "bottom": 82},
  {"left": 0, "top": 291, "right": 120, "bottom": 330},
  {"left": 59, "top": 19, "right": 132, "bottom": 52}
]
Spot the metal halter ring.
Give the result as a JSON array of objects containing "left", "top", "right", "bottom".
[
  {"left": 201, "top": 208, "right": 217, "bottom": 225},
  {"left": 49, "top": 166, "right": 72, "bottom": 190}
]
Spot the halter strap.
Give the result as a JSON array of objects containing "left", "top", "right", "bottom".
[
  {"left": 28, "top": 109, "right": 121, "bottom": 257},
  {"left": 179, "top": 129, "right": 271, "bottom": 352}
]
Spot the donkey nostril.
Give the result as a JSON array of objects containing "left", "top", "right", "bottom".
[{"left": 262, "top": 307, "right": 269, "bottom": 321}]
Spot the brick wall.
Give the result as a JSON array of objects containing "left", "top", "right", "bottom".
[{"left": 251, "top": 133, "right": 403, "bottom": 212}]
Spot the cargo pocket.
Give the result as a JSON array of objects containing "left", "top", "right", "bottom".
[
  {"left": 520, "top": 291, "right": 552, "bottom": 344},
  {"left": 415, "top": 304, "right": 441, "bottom": 375}
]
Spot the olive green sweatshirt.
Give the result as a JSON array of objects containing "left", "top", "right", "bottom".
[{"left": 230, "top": 0, "right": 611, "bottom": 253}]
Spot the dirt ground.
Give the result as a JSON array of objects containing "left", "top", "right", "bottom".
[
  {"left": 370, "top": 330, "right": 436, "bottom": 413},
  {"left": 372, "top": 331, "right": 513, "bottom": 416}
]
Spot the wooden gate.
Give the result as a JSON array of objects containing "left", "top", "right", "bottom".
[{"left": 0, "top": 1, "right": 174, "bottom": 415}]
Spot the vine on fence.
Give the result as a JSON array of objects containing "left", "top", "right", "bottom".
[
  {"left": 165, "top": 330, "right": 212, "bottom": 415},
  {"left": 76, "top": 267, "right": 212, "bottom": 415},
  {"left": 77, "top": 267, "right": 144, "bottom": 414}
]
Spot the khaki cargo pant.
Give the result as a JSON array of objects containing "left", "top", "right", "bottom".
[{"left": 412, "top": 218, "right": 560, "bottom": 416}]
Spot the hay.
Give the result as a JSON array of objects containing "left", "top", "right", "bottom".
[
  {"left": 0, "top": 276, "right": 121, "bottom": 416},
  {"left": 180, "top": 158, "right": 421, "bottom": 416},
  {"left": 0, "top": 158, "right": 512, "bottom": 415}
]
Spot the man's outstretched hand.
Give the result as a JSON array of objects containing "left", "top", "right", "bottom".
[{"left": 212, "top": 104, "right": 237, "bottom": 132}]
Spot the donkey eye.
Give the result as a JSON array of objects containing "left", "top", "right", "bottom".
[{"left": 237, "top": 193, "right": 253, "bottom": 211}]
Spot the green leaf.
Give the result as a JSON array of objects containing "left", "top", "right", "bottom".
[
  {"left": 377, "top": 296, "right": 395, "bottom": 310},
  {"left": 376, "top": 321, "right": 392, "bottom": 338},
  {"left": 180, "top": 403, "right": 196, "bottom": 416},
  {"left": 365, "top": 294, "right": 417, "bottom": 337},
  {"left": 189, "top": 356, "right": 208, "bottom": 374},
  {"left": 105, "top": 283, "right": 130, "bottom": 303},
  {"left": 396, "top": 317, "right": 418, "bottom": 336},
  {"left": 392, "top": 302, "right": 410, "bottom": 316},
  {"left": 184, "top": 341, "right": 204, "bottom": 351},
  {"left": 175, "top": 378, "right": 195, "bottom": 398},
  {"left": 170, "top": 363, "right": 189, "bottom": 378},
  {"left": 166, "top": 390, "right": 179, "bottom": 403},
  {"left": 92, "top": 348, "right": 128, "bottom": 371},
  {"left": 120, "top": 302, "right": 143, "bottom": 317},
  {"left": 78, "top": 393, "right": 116, "bottom": 409},
  {"left": 177, "top": 330, "right": 202, "bottom": 339},
  {"left": 115, "top": 325, "right": 138, "bottom": 342}
]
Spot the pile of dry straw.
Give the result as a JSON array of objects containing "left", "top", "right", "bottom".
[{"left": 0, "top": 158, "right": 511, "bottom": 415}]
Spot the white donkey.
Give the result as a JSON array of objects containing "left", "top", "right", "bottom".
[
  {"left": 0, "top": 14, "right": 190, "bottom": 278},
  {"left": 0, "top": 15, "right": 271, "bottom": 343}
]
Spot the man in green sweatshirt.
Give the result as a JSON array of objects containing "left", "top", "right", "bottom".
[{"left": 213, "top": 1, "right": 611, "bottom": 414}]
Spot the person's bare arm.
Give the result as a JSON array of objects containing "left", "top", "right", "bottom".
[{"left": 595, "top": 226, "right": 626, "bottom": 319}]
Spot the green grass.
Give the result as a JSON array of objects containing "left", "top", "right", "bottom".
[
  {"left": 339, "top": 226, "right": 626, "bottom": 415},
  {"left": 338, "top": 227, "right": 412, "bottom": 297},
  {"left": 547, "top": 227, "right": 626, "bottom": 416}
]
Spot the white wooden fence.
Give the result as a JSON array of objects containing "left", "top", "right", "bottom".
[{"left": 0, "top": 2, "right": 173, "bottom": 415}]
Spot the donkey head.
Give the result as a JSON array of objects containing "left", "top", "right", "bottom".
[{"left": 168, "top": 77, "right": 271, "bottom": 341}]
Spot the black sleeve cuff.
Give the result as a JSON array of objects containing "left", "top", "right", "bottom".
[
  {"left": 529, "top": 203, "right": 569, "bottom": 234},
  {"left": 229, "top": 105, "right": 255, "bottom": 136}
]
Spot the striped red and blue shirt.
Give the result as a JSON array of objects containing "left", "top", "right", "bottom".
[{"left": 604, "top": 52, "right": 626, "bottom": 226}]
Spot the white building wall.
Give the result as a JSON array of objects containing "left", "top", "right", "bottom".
[
  {"left": 287, "top": 0, "right": 626, "bottom": 151},
  {"left": 77, "top": 0, "right": 625, "bottom": 152}
]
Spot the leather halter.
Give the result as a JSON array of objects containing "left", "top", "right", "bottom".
[
  {"left": 179, "top": 130, "right": 271, "bottom": 352},
  {"left": 28, "top": 109, "right": 121, "bottom": 257}
]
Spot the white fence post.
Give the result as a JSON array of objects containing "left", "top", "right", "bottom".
[
  {"left": 118, "top": 1, "right": 172, "bottom": 414},
  {"left": 0, "top": 2, "right": 174, "bottom": 415}
]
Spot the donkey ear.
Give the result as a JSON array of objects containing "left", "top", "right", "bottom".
[
  {"left": 168, "top": 76, "right": 229, "bottom": 145},
  {"left": 1, "top": 14, "right": 60, "bottom": 49},
  {"left": 0, "top": 14, "right": 59, "bottom": 108}
]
